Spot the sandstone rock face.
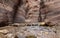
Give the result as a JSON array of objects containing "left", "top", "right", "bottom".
[
  {"left": 0, "top": 0, "right": 60, "bottom": 38},
  {"left": 0, "top": 0, "right": 14, "bottom": 23},
  {"left": 0, "top": 0, "right": 60, "bottom": 23},
  {"left": 0, "top": 0, "right": 21, "bottom": 23},
  {"left": 24, "top": 0, "right": 40, "bottom": 23},
  {"left": 44, "top": 0, "right": 60, "bottom": 23}
]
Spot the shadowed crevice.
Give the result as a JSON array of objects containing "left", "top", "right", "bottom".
[{"left": 12, "top": 0, "right": 23, "bottom": 23}]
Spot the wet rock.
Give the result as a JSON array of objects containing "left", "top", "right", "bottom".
[
  {"left": 0, "top": 29, "right": 9, "bottom": 34},
  {"left": 0, "top": 33, "right": 6, "bottom": 38},
  {"left": 6, "top": 33, "right": 14, "bottom": 38},
  {"left": 0, "top": 25, "right": 56, "bottom": 38}
]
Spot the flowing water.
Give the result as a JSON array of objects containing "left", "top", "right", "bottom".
[{"left": 0, "top": 26, "right": 57, "bottom": 38}]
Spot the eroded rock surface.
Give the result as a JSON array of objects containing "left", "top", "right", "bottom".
[{"left": 0, "top": 26, "right": 56, "bottom": 38}]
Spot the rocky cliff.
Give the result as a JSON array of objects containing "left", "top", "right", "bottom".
[{"left": 0, "top": 0, "right": 60, "bottom": 38}]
